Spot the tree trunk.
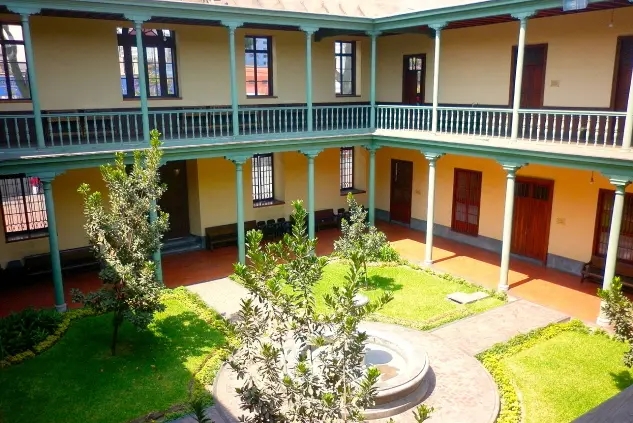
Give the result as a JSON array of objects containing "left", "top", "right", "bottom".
[{"left": 111, "top": 310, "right": 123, "bottom": 356}]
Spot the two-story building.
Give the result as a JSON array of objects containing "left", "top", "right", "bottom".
[{"left": 2, "top": 0, "right": 633, "bottom": 325}]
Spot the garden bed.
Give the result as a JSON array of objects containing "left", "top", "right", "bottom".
[
  {"left": 478, "top": 320, "right": 633, "bottom": 423},
  {"left": 315, "top": 262, "right": 504, "bottom": 330},
  {"left": 0, "top": 288, "right": 229, "bottom": 423}
]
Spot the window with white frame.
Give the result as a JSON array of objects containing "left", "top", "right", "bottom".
[{"left": 252, "top": 153, "right": 274, "bottom": 204}]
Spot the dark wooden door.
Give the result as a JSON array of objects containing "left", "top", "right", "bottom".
[
  {"left": 511, "top": 178, "right": 554, "bottom": 264},
  {"left": 389, "top": 159, "right": 413, "bottom": 225},
  {"left": 159, "top": 160, "right": 190, "bottom": 240},
  {"left": 510, "top": 44, "right": 547, "bottom": 109},
  {"left": 402, "top": 54, "right": 426, "bottom": 105},
  {"left": 612, "top": 37, "right": 633, "bottom": 111},
  {"left": 451, "top": 169, "right": 482, "bottom": 236}
]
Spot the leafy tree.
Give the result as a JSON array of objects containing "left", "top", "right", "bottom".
[
  {"left": 334, "top": 193, "right": 399, "bottom": 287},
  {"left": 599, "top": 277, "right": 633, "bottom": 367},
  {"left": 71, "top": 130, "right": 169, "bottom": 355},
  {"left": 230, "top": 201, "right": 393, "bottom": 422}
]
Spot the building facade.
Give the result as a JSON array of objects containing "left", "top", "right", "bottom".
[{"left": 1, "top": 0, "right": 633, "bottom": 324}]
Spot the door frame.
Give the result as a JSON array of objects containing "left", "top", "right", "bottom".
[
  {"left": 512, "top": 176, "right": 554, "bottom": 264},
  {"left": 609, "top": 35, "right": 633, "bottom": 111},
  {"left": 451, "top": 168, "right": 483, "bottom": 237},
  {"left": 508, "top": 43, "right": 548, "bottom": 108},
  {"left": 160, "top": 160, "right": 191, "bottom": 240},
  {"left": 402, "top": 53, "right": 426, "bottom": 105}
]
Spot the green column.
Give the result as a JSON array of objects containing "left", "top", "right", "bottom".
[
  {"left": 623, "top": 74, "right": 633, "bottom": 148},
  {"left": 429, "top": 23, "right": 444, "bottom": 133},
  {"left": 132, "top": 18, "right": 150, "bottom": 141},
  {"left": 18, "top": 12, "right": 45, "bottom": 149},
  {"left": 367, "top": 146, "right": 378, "bottom": 225},
  {"left": 231, "top": 157, "right": 248, "bottom": 264},
  {"left": 41, "top": 175, "right": 66, "bottom": 312},
  {"left": 597, "top": 179, "right": 630, "bottom": 325},
  {"left": 510, "top": 14, "right": 531, "bottom": 140},
  {"left": 424, "top": 153, "right": 443, "bottom": 265},
  {"left": 367, "top": 30, "right": 380, "bottom": 128},
  {"left": 149, "top": 199, "right": 163, "bottom": 284},
  {"left": 301, "top": 27, "right": 317, "bottom": 132},
  {"left": 302, "top": 150, "right": 321, "bottom": 240},
  {"left": 498, "top": 163, "right": 522, "bottom": 292},
  {"left": 224, "top": 21, "right": 242, "bottom": 136}
]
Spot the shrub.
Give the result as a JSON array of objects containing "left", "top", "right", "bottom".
[{"left": 0, "top": 307, "right": 63, "bottom": 359}]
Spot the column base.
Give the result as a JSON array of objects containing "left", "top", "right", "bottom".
[
  {"left": 423, "top": 259, "right": 433, "bottom": 266},
  {"left": 55, "top": 303, "right": 67, "bottom": 313},
  {"left": 497, "top": 284, "right": 509, "bottom": 293},
  {"left": 596, "top": 301, "right": 611, "bottom": 327}
]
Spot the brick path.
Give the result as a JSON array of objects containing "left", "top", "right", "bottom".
[{"left": 170, "top": 279, "right": 570, "bottom": 423}]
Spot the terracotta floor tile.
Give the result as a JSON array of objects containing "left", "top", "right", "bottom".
[{"left": 0, "top": 223, "right": 606, "bottom": 323}]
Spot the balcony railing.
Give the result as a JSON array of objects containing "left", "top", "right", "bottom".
[{"left": 0, "top": 104, "right": 629, "bottom": 151}]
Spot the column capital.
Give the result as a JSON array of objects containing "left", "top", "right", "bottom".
[
  {"left": 222, "top": 20, "right": 243, "bottom": 31},
  {"left": 225, "top": 154, "right": 250, "bottom": 165},
  {"left": 604, "top": 175, "right": 632, "bottom": 188},
  {"left": 428, "top": 22, "right": 447, "bottom": 31},
  {"left": 511, "top": 10, "right": 536, "bottom": 21},
  {"left": 301, "top": 149, "right": 322, "bottom": 159},
  {"left": 364, "top": 145, "right": 381, "bottom": 154},
  {"left": 500, "top": 162, "right": 525, "bottom": 175},
  {"left": 423, "top": 152, "right": 444, "bottom": 163},
  {"left": 300, "top": 26, "right": 319, "bottom": 36},
  {"left": 124, "top": 14, "right": 152, "bottom": 24},
  {"left": 5, "top": 4, "right": 41, "bottom": 16},
  {"left": 366, "top": 30, "right": 382, "bottom": 38}
]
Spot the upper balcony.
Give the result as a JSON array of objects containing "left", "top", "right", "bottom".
[{"left": 1, "top": 0, "right": 633, "bottom": 164}]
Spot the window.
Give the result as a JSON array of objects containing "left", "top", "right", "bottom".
[
  {"left": 252, "top": 153, "right": 274, "bottom": 204},
  {"left": 451, "top": 169, "right": 482, "bottom": 236},
  {"left": 593, "top": 189, "right": 633, "bottom": 262},
  {"left": 0, "top": 175, "right": 47, "bottom": 242},
  {"left": 0, "top": 24, "right": 30, "bottom": 100},
  {"left": 117, "top": 27, "right": 178, "bottom": 98},
  {"left": 340, "top": 147, "right": 354, "bottom": 190},
  {"left": 335, "top": 41, "right": 356, "bottom": 96},
  {"left": 245, "top": 36, "right": 272, "bottom": 96}
]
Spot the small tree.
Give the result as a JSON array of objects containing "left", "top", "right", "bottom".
[
  {"left": 334, "top": 193, "right": 399, "bottom": 287},
  {"left": 71, "top": 130, "right": 169, "bottom": 355},
  {"left": 230, "top": 201, "right": 393, "bottom": 422},
  {"left": 599, "top": 277, "right": 633, "bottom": 367}
]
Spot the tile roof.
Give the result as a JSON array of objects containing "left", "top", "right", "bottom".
[{"left": 159, "top": 0, "right": 493, "bottom": 18}]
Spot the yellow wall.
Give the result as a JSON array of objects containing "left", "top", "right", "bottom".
[
  {"left": 0, "top": 167, "right": 105, "bottom": 266},
  {"left": 0, "top": 15, "right": 368, "bottom": 112},
  {"left": 376, "top": 148, "right": 633, "bottom": 264},
  {"left": 376, "top": 7, "right": 633, "bottom": 108}
]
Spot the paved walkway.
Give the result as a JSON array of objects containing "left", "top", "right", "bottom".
[{"left": 172, "top": 277, "right": 571, "bottom": 423}]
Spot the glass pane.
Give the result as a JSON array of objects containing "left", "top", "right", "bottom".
[
  {"left": 165, "top": 48, "right": 173, "bottom": 64},
  {"left": 116, "top": 27, "right": 123, "bottom": 34},
  {"left": 244, "top": 37, "right": 254, "bottom": 50},
  {"left": 255, "top": 37, "right": 268, "bottom": 50},
  {"left": 342, "top": 81, "right": 352, "bottom": 95},
  {"left": 167, "top": 78, "right": 175, "bottom": 95},
  {"left": 149, "top": 78, "right": 161, "bottom": 97},
  {"left": 256, "top": 52, "right": 268, "bottom": 67},
  {"left": 8, "top": 61, "right": 30, "bottom": 99},
  {"left": 134, "top": 78, "right": 140, "bottom": 96},
  {"left": 144, "top": 29, "right": 159, "bottom": 36},
  {"left": 335, "top": 42, "right": 341, "bottom": 54},
  {"left": 165, "top": 63, "right": 174, "bottom": 79},
  {"left": 245, "top": 52, "right": 255, "bottom": 66},
  {"left": 1, "top": 25, "right": 24, "bottom": 42},
  {"left": 0, "top": 78, "right": 7, "bottom": 100},
  {"left": 342, "top": 42, "right": 352, "bottom": 53},
  {"left": 132, "top": 62, "right": 139, "bottom": 78},
  {"left": 163, "top": 29, "right": 171, "bottom": 37},
  {"left": 258, "top": 67, "right": 269, "bottom": 96},
  {"left": 342, "top": 55, "right": 352, "bottom": 71}
]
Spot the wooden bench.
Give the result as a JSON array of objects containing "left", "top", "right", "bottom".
[
  {"left": 23, "top": 246, "right": 100, "bottom": 278},
  {"left": 205, "top": 220, "right": 256, "bottom": 250},
  {"left": 314, "top": 209, "right": 337, "bottom": 232},
  {"left": 581, "top": 255, "right": 633, "bottom": 288}
]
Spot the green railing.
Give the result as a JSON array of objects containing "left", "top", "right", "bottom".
[
  {"left": 437, "top": 106, "right": 512, "bottom": 138},
  {"left": 0, "top": 114, "right": 36, "bottom": 149},
  {"left": 518, "top": 109, "right": 626, "bottom": 147},
  {"left": 376, "top": 105, "right": 433, "bottom": 131}
]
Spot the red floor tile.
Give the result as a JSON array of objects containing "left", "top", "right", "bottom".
[{"left": 0, "top": 223, "right": 605, "bottom": 323}]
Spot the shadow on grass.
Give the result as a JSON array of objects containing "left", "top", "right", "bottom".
[
  {"left": 364, "top": 275, "right": 403, "bottom": 292},
  {"left": 611, "top": 370, "right": 633, "bottom": 391},
  {"left": 0, "top": 300, "right": 227, "bottom": 423}
]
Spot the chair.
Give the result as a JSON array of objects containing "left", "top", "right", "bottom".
[
  {"left": 276, "top": 218, "right": 287, "bottom": 237},
  {"left": 256, "top": 221, "right": 266, "bottom": 233},
  {"left": 264, "top": 219, "right": 277, "bottom": 240}
]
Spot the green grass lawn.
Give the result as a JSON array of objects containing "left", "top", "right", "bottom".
[
  {"left": 0, "top": 288, "right": 227, "bottom": 423},
  {"left": 315, "top": 262, "right": 503, "bottom": 329},
  {"left": 504, "top": 330, "right": 633, "bottom": 423}
]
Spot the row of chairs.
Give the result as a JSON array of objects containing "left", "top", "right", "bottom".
[{"left": 255, "top": 208, "right": 354, "bottom": 241}]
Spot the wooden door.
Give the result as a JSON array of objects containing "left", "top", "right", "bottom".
[
  {"left": 510, "top": 44, "right": 547, "bottom": 109},
  {"left": 511, "top": 178, "right": 554, "bottom": 264},
  {"left": 451, "top": 169, "right": 482, "bottom": 236},
  {"left": 389, "top": 159, "right": 413, "bottom": 225},
  {"left": 159, "top": 160, "right": 190, "bottom": 240},
  {"left": 612, "top": 37, "right": 633, "bottom": 111},
  {"left": 402, "top": 54, "right": 426, "bottom": 105}
]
